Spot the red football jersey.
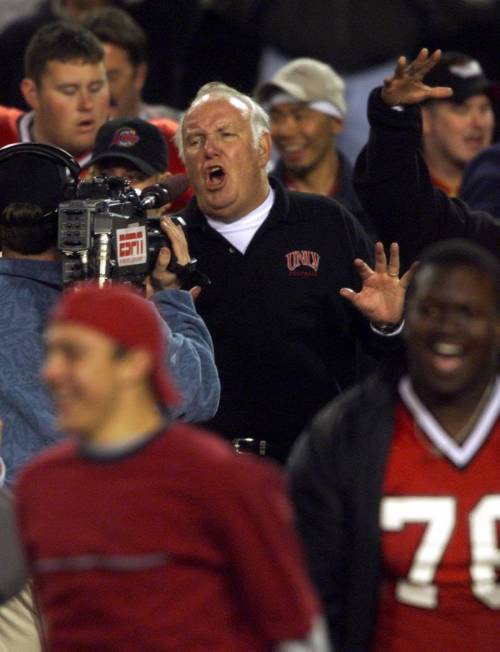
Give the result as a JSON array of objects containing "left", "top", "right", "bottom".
[
  {"left": 372, "top": 379, "right": 500, "bottom": 652},
  {"left": 0, "top": 105, "right": 23, "bottom": 148}
]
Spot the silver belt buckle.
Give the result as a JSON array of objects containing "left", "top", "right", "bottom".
[{"left": 232, "top": 438, "right": 267, "bottom": 456}]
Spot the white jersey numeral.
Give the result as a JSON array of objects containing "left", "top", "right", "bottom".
[
  {"left": 470, "top": 495, "right": 500, "bottom": 608},
  {"left": 381, "top": 497, "right": 455, "bottom": 608},
  {"left": 380, "top": 495, "right": 500, "bottom": 609}
]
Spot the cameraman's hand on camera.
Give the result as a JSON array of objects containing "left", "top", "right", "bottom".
[{"left": 145, "top": 216, "right": 200, "bottom": 299}]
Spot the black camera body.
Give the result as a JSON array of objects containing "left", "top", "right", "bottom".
[{"left": 58, "top": 176, "right": 165, "bottom": 287}]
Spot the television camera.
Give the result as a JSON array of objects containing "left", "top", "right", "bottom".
[{"left": 58, "top": 173, "right": 190, "bottom": 287}]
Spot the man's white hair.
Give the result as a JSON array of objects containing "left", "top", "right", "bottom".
[{"left": 174, "top": 82, "right": 270, "bottom": 161}]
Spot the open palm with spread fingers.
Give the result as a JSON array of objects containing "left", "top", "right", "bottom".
[
  {"left": 381, "top": 48, "right": 454, "bottom": 107},
  {"left": 340, "top": 242, "right": 416, "bottom": 327}
]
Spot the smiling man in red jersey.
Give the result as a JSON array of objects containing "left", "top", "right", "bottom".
[
  {"left": 0, "top": 21, "right": 110, "bottom": 167},
  {"left": 289, "top": 238, "right": 500, "bottom": 652},
  {"left": 420, "top": 51, "right": 495, "bottom": 197}
]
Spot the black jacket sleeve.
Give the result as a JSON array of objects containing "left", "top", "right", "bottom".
[
  {"left": 287, "top": 378, "right": 397, "bottom": 651},
  {"left": 287, "top": 397, "right": 353, "bottom": 651},
  {"left": 353, "top": 88, "right": 500, "bottom": 271}
]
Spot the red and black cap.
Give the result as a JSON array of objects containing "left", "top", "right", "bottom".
[{"left": 88, "top": 118, "right": 168, "bottom": 176}]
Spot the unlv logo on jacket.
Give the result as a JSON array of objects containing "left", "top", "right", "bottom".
[{"left": 286, "top": 250, "right": 320, "bottom": 276}]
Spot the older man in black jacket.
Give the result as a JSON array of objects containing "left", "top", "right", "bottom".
[{"left": 176, "top": 80, "right": 408, "bottom": 462}]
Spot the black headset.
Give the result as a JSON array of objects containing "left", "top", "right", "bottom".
[{"left": 0, "top": 142, "right": 81, "bottom": 201}]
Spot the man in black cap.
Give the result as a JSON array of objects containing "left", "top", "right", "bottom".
[
  {"left": 420, "top": 51, "right": 495, "bottom": 196},
  {"left": 352, "top": 48, "right": 499, "bottom": 273},
  {"left": 87, "top": 116, "right": 170, "bottom": 190}
]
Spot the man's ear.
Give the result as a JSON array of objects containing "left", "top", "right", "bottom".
[
  {"left": 119, "top": 348, "right": 154, "bottom": 388},
  {"left": 257, "top": 131, "right": 271, "bottom": 168},
  {"left": 133, "top": 62, "right": 148, "bottom": 94},
  {"left": 421, "top": 107, "right": 432, "bottom": 136},
  {"left": 330, "top": 117, "right": 344, "bottom": 136},
  {"left": 21, "top": 78, "right": 39, "bottom": 111}
]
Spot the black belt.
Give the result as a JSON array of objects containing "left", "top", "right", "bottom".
[{"left": 232, "top": 438, "right": 267, "bottom": 456}]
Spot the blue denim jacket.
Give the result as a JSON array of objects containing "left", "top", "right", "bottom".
[{"left": 0, "top": 258, "right": 220, "bottom": 485}]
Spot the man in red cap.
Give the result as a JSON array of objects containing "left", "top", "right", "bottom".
[{"left": 14, "top": 283, "right": 331, "bottom": 652}]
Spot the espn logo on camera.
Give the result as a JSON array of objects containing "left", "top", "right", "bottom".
[{"left": 116, "top": 226, "right": 147, "bottom": 266}]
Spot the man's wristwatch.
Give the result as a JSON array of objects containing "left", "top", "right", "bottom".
[{"left": 372, "top": 321, "right": 404, "bottom": 335}]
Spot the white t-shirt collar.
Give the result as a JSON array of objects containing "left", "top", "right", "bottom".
[{"left": 205, "top": 187, "right": 275, "bottom": 254}]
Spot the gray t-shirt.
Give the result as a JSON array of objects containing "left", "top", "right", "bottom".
[{"left": 0, "top": 488, "right": 27, "bottom": 603}]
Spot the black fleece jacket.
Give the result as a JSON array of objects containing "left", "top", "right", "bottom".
[
  {"left": 354, "top": 89, "right": 500, "bottom": 271},
  {"left": 288, "top": 374, "right": 398, "bottom": 652},
  {"left": 182, "top": 178, "right": 396, "bottom": 460}
]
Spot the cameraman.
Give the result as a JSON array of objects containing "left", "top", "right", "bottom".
[
  {"left": 0, "top": 145, "right": 219, "bottom": 488},
  {"left": 85, "top": 116, "right": 178, "bottom": 204}
]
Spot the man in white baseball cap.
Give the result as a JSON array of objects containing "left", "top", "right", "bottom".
[{"left": 255, "top": 58, "right": 362, "bottom": 217}]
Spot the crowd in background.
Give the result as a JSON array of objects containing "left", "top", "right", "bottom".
[
  {"left": 2, "top": 1, "right": 500, "bottom": 147},
  {"left": 0, "top": 2, "right": 498, "bottom": 651}
]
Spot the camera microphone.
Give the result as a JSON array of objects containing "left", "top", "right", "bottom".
[{"left": 140, "top": 174, "right": 190, "bottom": 209}]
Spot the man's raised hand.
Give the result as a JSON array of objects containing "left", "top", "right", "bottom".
[
  {"left": 381, "top": 48, "right": 453, "bottom": 107},
  {"left": 340, "top": 242, "right": 417, "bottom": 328}
]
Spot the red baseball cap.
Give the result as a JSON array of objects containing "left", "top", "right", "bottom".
[{"left": 50, "top": 282, "right": 180, "bottom": 406}]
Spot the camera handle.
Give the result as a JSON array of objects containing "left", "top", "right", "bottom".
[{"left": 95, "top": 233, "right": 111, "bottom": 287}]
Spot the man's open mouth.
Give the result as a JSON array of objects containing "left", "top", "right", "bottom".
[
  {"left": 77, "top": 119, "right": 95, "bottom": 131},
  {"left": 205, "top": 165, "right": 226, "bottom": 188},
  {"left": 429, "top": 341, "right": 465, "bottom": 373}
]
